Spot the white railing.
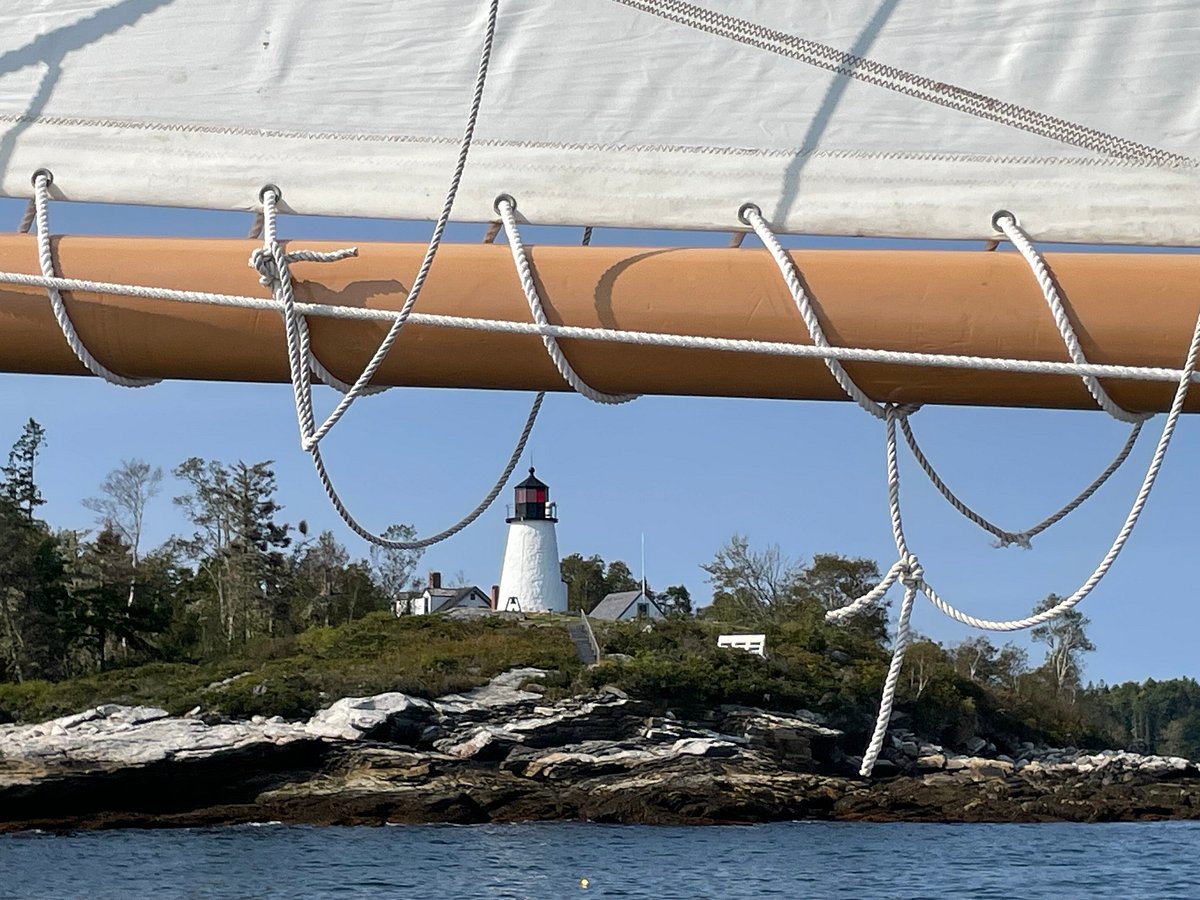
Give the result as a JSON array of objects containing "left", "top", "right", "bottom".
[{"left": 580, "top": 609, "right": 601, "bottom": 664}]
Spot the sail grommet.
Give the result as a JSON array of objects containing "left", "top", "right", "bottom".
[
  {"left": 258, "top": 183, "right": 282, "bottom": 204},
  {"left": 736, "top": 202, "right": 761, "bottom": 226},
  {"left": 991, "top": 209, "right": 1018, "bottom": 230},
  {"left": 30, "top": 168, "right": 53, "bottom": 187},
  {"left": 493, "top": 193, "right": 517, "bottom": 215}
]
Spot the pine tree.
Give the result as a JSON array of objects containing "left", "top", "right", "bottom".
[{"left": 1, "top": 419, "right": 46, "bottom": 520}]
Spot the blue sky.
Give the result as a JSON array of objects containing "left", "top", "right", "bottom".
[{"left": 0, "top": 196, "right": 1195, "bottom": 687}]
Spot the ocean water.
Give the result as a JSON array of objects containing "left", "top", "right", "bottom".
[{"left": 1, "top": 821, "right": 1197, "bottom": 899}]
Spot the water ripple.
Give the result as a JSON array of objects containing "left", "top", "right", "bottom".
[{"left": 1, "top": 821, "right": 1199, "bottom": 899}]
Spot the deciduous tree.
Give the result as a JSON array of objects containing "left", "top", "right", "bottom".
[{"left": 1031, "top": 593, "right": 1096, "bottom": 701}]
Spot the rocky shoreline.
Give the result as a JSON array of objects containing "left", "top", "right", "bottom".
[{"left": 2, "top": 668, "right": 1198, "bottom": 831}]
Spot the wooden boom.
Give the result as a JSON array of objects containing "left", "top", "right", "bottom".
[{"left": 0, "top": 235, "right": 1196, "bottom": 413}]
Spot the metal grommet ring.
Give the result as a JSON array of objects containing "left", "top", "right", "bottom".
[
  {"left": 258, "top": 183, "right": 283, "bottom": 204},
  {"left": 493, "top": 193, "right": 517, "bottom": 215},
  {"left": 991, "top": 209, "right": 1017, "bottom": 230},
  {"left": 736, "top": 202, "right": 762, "bottom": 226},
  {"left": 31, "top": 168, "right": 54, "bottom": 187}
]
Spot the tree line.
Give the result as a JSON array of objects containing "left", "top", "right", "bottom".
[{"left": 0, "top": 420, "right": 423, "bottom": 683}]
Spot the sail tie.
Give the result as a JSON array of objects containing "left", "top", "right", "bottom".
[
  {"left": 495, "top": 195, "right": 638, "bottom": 405},
  {"left": 246, "top": 211, "right": 379, "bottom": 399},
  {"left": 222, "top": 0, "right": 518, "bottom": 552},
  {"left": 29, "top": 171, "right": 160, "bottom": 389}
]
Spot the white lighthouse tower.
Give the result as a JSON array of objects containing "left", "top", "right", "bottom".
[{"left": 497, "top": 468, "right": 567, "bottom": 613}]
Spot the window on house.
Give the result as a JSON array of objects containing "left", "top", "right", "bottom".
[{"left": 637, "top": 602, "right": 649, "bottom": 617}]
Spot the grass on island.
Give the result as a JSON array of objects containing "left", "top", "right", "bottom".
[
  {"left": 0, "top": 613, "right": 581, "bottom": 723},
  {"left": 0, "top": 611, "right": 1105, "bottom": 752}
]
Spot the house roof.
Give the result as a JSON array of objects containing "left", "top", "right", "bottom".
[
  {"left": 434, "top": 586, "right": 490, "bottom": 611},
  {"left": 590, "top": 589, "right": 661, "bottom": 620}
]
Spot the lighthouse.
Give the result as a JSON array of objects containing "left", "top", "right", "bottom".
[{"left": 497, "top": 468, "right": 568, "bottom": 613}]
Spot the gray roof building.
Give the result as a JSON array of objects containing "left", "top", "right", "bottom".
[{"left": 589, "top": 589, "right": 664, "bottom": 621}]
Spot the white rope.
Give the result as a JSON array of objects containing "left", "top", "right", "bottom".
[
  {"left": 860, "top": 581, "right": 918, "bottom": 777},
  {"left": 899, "top": 415, "right": 1144, "bottom": 549},
  {"left": 747, "top": 202, "right": 1151, "bottom": 546},
  {"left": 995, "top": 213, "right": 1149, "bottom": 425},
  {"left": 838, "top": 302, "right": 1200, "bottom": 776},
  {"left": 2, "top": 267, "right": 1197, "bottom": 387},
  {"left": 824, "top": 558, "right": 906, "bottom": 623},
  {"left": 227, "top": 0, "right": 541, "bottom": 551},
  {"left": 310, "top": 392, "right": 546, "bottom": 551},
  {"left": 854, "top": 407, "right": 921, "bottom": 775},
  {"left": 250, "top": 191, "right": 547, "bottom": 551},
  {"left": 742, "top": 203, "right": 885, "bottom": 419},
  {"left": 251, "top": 188, "right": 364, "bottom": 440},
  {"left": 32, "top": 172, "right": 159, "bottom": 389},
  {"left": 920, "top": 298, "right": 1195, "bottom": 629},
  {"left": 295, "top": 314, "right": 387, "bottom": 396},
  {"left": 496, "top": 196, "right": 637, "bottom": 405},
  {"left": 296, "top": 0, "right": 500, "bottom": 451}
]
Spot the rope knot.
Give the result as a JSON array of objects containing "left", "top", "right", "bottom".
[
  {"left": 250, "top": 245, "right": 359, "bottom": 291},
  {"left": 249, "top": 247, "right": 280, "bottom": 289},
  {"left": 899, "top": 555, "right": 924, "bottom": 588},
  {"left": 994, "top": 532, "right": 1033, "bottom": 550}
]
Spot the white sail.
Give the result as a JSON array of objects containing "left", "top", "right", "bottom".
[{"left": 0, "top": 0, "right": 1197, "bottom": 242}]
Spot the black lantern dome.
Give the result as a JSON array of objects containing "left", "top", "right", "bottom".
[{"left": 507, "top": 467, "right": 557, "bottom": 522}]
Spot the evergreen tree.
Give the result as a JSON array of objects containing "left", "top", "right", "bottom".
[
  {"left": 172, "top": 458, "right": 292, "bottom": 650},
  {"left": 0, "top": 501, "right": 67, "bottom": 681},
  {"left": 1, "top": 419, "right": 46, "bottom": 520}
]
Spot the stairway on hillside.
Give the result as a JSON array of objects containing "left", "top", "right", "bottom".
[{"left": 566, "top": 621, "right": 597, "bottom": 665}]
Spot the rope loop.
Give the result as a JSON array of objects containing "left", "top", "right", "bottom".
[
  {"left": 496, "top": 194, "right": 638, "bottom": 405},
  {"left": 899, "top": 413, "right": 1144, "bottom": 550},
  {"left": 741, "top": 203, "right": 886, "bottom": 419},
  {"left": 30, "top": 171, "right": 160, "bottom": 389},
  {"left": 993, "top": 213, "right": 1150, "bottom": 425}
]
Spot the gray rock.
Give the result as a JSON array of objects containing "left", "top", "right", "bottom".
[
  {"left": 718, "top": 707, "right": 842, "bottom": 768},
  {"left": 0, "top": 705, "right": 309, "bottom": 769},
  {"left": 964, "top": 737, "right": 988, "bottom": 755},
  {"left": 915, "top": 753, "right": 946, "bottom": 772},
  {"left": 436, "top": 726, "right": 522, "bottom": 761},
  {"left": 434, "top": 667, "right": 549, "bottom": 719},
  {"left": 305, "top": 693, "right": 433, "bottom": 743}
]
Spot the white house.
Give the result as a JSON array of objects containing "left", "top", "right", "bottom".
[
  {"left": 589, "top": 589, "right": 665, "bottom": 621},
  {"left": 394, "top": 571, "right": 495, "bottom": 616}
]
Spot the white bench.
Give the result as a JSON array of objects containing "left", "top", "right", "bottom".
[{"left": 717, "top": 634, "right": 767, "bottom": 658}]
